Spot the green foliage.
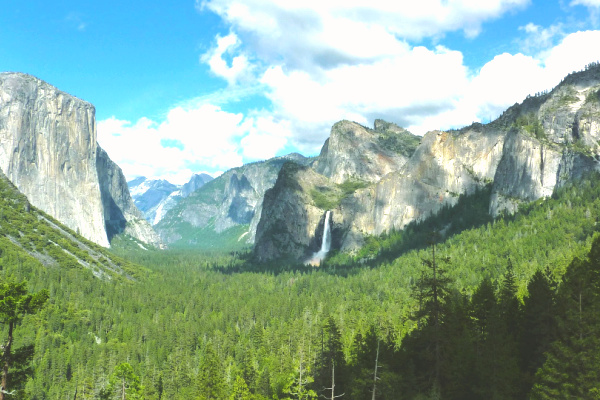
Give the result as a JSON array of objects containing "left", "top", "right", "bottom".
[
  {"left": 584, "top": 88, "right": 600, "bottom": 104},
  {"left": 376, "top": 128, "right": 421, "bottom": 157},
  {"left": 311, "top": 179, "right": 369, "bottom": 211},
  {"left": 0, "top": 173, "right": 147, "bottom": 281},
  {"left": 105, "top": 362, "right": 143, "bottom": 399},
  {"left": 4, "top": 161, "right": 600, "bottom": 398},
  {"left": 167, "top": 221, "right": 252, "bottom": 251},
  {"left": 514, "top": 112, "right": 546, "bottom": 139},
  {"left": 531, "top": 235, "right": 600, "bottom": 398},
  {"left": 310, "top": 187, "right": 339, "bottom": 210},
  {"left": 0, "top": 279, "right": 48, "bottom": 398}
]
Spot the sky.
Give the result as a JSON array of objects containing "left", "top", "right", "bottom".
[{"left": 2, "top": 0, "right": 600, "bottom": 184}]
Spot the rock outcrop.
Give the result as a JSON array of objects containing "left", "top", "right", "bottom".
[
  {"left": 254, "top": 163, "right": 337, "bottom": 261},
  {"left": 155, "top": 153, "right": 312, "bottom": 247},
  {"left": 254, "top": 64, "right": 600, "bottom": 261},
  {"left": 0, "top": 72, "right": 160, "bottom": 247},
  {"left": 313, "top": 119, "right": 420, "bottom": 184}
]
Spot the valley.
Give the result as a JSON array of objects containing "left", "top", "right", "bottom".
[{"left": 1, "top": 64, "right": 600, "bottom": 398}]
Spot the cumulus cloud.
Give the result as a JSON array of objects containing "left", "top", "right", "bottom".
[
  {"left": 103, "top": 2, "right": 600, "bottom": 183},
  {"left": 198, "top": 0, "right": 529, "bottom": 71},
  {"left": 98, "top": 103, "right": 292, "bottom": 183},
  {"left": 254, "top": 29, "right": 600, "bottom": 145},
  {"left": 98, "top": 105, "right": 243, "bottom": 184},
  {"left": 201, "top": 32, "right": 252, "bottom": 85}
]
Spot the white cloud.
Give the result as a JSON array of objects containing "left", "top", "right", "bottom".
[
  {"left": 518, "top": 23, "right": 565, "bottom": 56},
  {"left": 260, "top": 44, "right": 470, "bottom": 142},
  {"left": 201, "top": 32, "right": 252, "bottom": 85},
  {"left": 98, "top": 104, "right": 252, "bottom": 184},
  {"left": 239, "top": 115, "right": 291, "bottom": 161},
  {"left": 104, "top": 2, "right": 600, "bottom": 185},
  {"left": 253, "top": 30, "right": 600, "bottom": 144},
  {"left": 571, "top": 0, "right": 600, "bottom": 6},
  {"left": 199, "top": 0, "right": 529, "bottom": 71}
]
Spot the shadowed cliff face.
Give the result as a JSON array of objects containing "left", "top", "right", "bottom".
[
  {"left": 254, "top": 65, "right": 600, "bottom": 262},
  {"left": 155, "top": 154, "right": 313, "bottom": 247},
  {"left": 96, "top": 148, "right": 161, "bottom": 246},
  {"left": 0, "top": 72, "right": 160, "bottom": 247}
]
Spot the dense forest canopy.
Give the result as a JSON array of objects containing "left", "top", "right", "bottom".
[{"left": 2, "top": 173, "right": 600, "bottom": 398}]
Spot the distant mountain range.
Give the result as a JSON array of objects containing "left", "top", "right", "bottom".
[
  {"left": 128, "top": 173, "right": 213, "bottom": 225},
  {"left": 153, "top": 153, "right": 313, "bottom": 250}
]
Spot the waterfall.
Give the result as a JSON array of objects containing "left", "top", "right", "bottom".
[
  {"left": 320, "top": 210, "right": 332, "bottom": 254},
  {"left": 307, "top": 210, "right": 332, "bottom": 266}
]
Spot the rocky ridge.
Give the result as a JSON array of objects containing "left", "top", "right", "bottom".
[
  {"left": 0, "top": 72, "right": 160, "bottom": 247},
  {"left": 155, "top": 153, "right": 312, "bottom": 248},
  {"left": 254, "top": 64, "right": 600, "bottom": 261},
  {"left": 128, "top": 173, "right": 213, "bottom": 225}
]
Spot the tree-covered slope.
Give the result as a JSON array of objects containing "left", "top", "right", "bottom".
[
  {"left": 3, "top": 170, "right": 600, "bottom": 398},
  {"left": 0, "top": 169, "right": 147, "bottom": 281}
]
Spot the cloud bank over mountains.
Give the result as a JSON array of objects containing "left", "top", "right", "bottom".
[{"left": 98, "top": 0, "right": 600, "bottom": 183}]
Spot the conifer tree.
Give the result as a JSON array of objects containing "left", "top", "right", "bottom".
[
  {"left": 413, "top": 234, "right": 451, "bottom": 395},
  {"left": 0, "top": 279, "right": 48, "bottom": 399},
  {"left": 196, "top": 343, "right": 226, "bottom": 400},
  {"left": 487, "top": 260, "right": 521, "bottom": 399},
  {"left": 531, "top": 236, "right": 600, "bottom": 398},
  {"left": 108, "top": 363, "right": 143, "bottom": 400},
  {"left": 314, "top": 317, "right": 346, "bottom": 399},
  {"left": 469, "top": 278, "right": 495, "bottom": 398},
  {"left": 519, "top": 269, "right": 556, "bottom": 395}
]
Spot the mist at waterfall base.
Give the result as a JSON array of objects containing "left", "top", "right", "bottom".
[{"left": 306, "top": 211, "right": 332, "bottom": 266}]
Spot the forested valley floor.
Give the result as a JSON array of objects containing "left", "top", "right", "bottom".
[{"left": 2, "top": 175, "right": 600, "bottom": 398}]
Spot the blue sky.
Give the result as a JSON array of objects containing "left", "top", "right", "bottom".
[{"left": 2, "top": 0, "right": 600, "bottom": 183}]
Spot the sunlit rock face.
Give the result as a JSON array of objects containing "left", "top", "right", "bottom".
[
  {"left": 313, "top": 120, "right": 419, "bottom": 184},
  {"left": 0, "top": 72, "right": 160, "bottom": 247},
  {"left": 254, "top": 65, "right": 600, "bottom": 262}
]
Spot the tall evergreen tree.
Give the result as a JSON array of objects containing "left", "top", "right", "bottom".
[
  {"left": 413, "top": 234, "right": 451, "bottom": 395},
  {"left": 469, "top": 277, "right": 496, "bottom": 398},
  {"left": 486, "top": 260, "right": 521, "bottom": 400},
  {"left": 519, "top": 269, "right": 556, "bottom": 396},
  {"left": 314, "top": 316, "right": 347, "bottom": 399},
  {"left": 531, "top": 236, "right": 600, "bottom": 398},
  {"left": 0, "top": 279, "right": 48, "bottom": 399},
  {"left": 441, "top": 290, "right": 476, "bottom": 400},
  {"left": 196, "top": 343, "right": 226, "bottom": 400}
]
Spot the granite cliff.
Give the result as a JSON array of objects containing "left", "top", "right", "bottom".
[
  {"left": 255, "top": 64, "right": 600, "bottom": 261},
  {"left": 0, "top": 72, "right": 160, "bottom": 247},
  {"left": 155, "top": 153, "right": 312, "bottom": 248}
]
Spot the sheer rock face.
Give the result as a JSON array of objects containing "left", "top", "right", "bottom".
[
  {"left": 96, "top": 147, "right": 161, "bottom": 246},
  {"left": 0, "top": 72, "right": 160, "bottom": 247},
  {"left": 254, "top": 66, "right": 600, "bottom": 261},
  {"left": 313, "top": 120, "right": 418, "bottom": 184},
  {"left": 155, "top": 154, "right": 311, "bottom": 246},
  {"left": 254, "top": 163, "right": 332, "bottom": 261},
  {"left": 341, "top": 126, "right": 506, "bottom": 249},
  {"left": 490, "top": 71, "right": 600, "bottom": 216}
]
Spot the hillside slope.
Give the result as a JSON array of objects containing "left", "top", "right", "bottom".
[{"left": 0, "top": 168, "right": 146, "bottom": 280}]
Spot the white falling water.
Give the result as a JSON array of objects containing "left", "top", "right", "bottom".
[{"left": 307, "top": 210, "right": 332, "bottom": 266}]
